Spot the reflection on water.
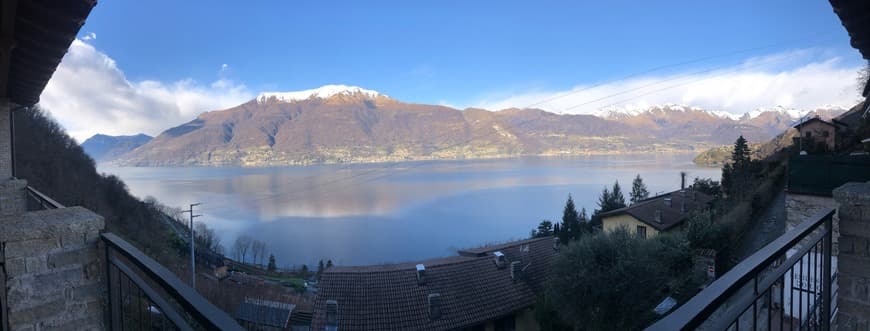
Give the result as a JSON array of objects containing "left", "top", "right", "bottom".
[{"left": 100, "top": 154, "right": 719, "bottom": 266}]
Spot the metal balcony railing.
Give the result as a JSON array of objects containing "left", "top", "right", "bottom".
[
  {"left": 647, "top": 209, "right": 837, "bottom": 331},
  {"left": 102, "top": 233, "right": 244, "bottom": 330},
  {"left": 24, "top": 185, "right": 64, "bottom": 210}
]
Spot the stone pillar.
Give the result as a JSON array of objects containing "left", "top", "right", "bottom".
[
  {"left": 833, "top": 181, "right": 870, "bottom": 330},
  {"left": 0, "top": 99, "right": 12, "bottom": 180},
  {"left": 1, "top": 207, "right": 106, "bottom": 330}
]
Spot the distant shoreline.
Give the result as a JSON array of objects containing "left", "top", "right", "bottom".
[{"left": 105, "top": 149, "right": 708, "bottom": 169}]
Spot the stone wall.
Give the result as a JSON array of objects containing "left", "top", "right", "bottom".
[
  {"left": 785, "top": 192, "right": 840, "bottom": 254},
  {"left": 1, "top": 206, "right": 106, "bottom": 331},
  {"left": 833, "top": 181, "right": 870, "bottom": 330}
]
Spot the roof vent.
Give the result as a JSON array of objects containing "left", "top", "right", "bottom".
[
  {"left": 416, "top": 264, "right": 426, "bottom": 286},
  {"left": 664, "top": 197, "right": 672, "bottom": 207},
  {"left": 428, "top": 293, "right": 442, "bottom": 320},
  {"left": 553, "top": 237, "right": 560, "bottom": 251},
  {"left": 325, "top": 300, "right": 339, "bottom": 329},
  {"left": 510, "top": 261, "right": 523, "bottom": 281},
  {"left": 493, "top": 251, "right": 506, "bottom": 269},
  {"left": 655, "top": 210, "right": 662, "bottom": 223}
]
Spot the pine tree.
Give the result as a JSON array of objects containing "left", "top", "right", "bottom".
[
  {"left": 535, "top": 220, "right": 554, "bottom": 237},
  {"left": 732, "top": 136, "right": 751, "bottom": 167},
  {"left": 560, "top": 195, "right": 580, "bottom": 243},
  {"left": 326, "top": 259, "right": 333, "bottom": 268},
  {"left": 596, "top": 187, "right": 611, "bottom": 213},
  {"left": 630, "top": 174, "right": 650, "bottom": 204},
  {"left": 611, "top": 181, "right": 627, "bottom": 209}
]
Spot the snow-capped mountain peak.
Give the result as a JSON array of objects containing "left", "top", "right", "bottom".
[
  {"left": 593, "top": 103, "right": 741, "bottom": 120},
  {"left": 256, "top": 85, "right": 384, "bottom": 104}
]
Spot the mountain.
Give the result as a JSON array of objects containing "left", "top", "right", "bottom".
[
  {"left": 81, "top": 133, "right": 152, "bottom": 162},
  {"left": 114, "top": 85, "right": 848, "bottom": 167}
]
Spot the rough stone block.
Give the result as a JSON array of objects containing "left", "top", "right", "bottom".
[
  {"left": 8, "top": 300, "right": 65, "bottom": 326},
  {"left": 47, "top": 245, "right": 97, "bottom": 269},
  {"left": 71, "top": 282, "right": 104, "bottom": 301},
  {"left": 33, "top": 266, "right": 83, "bottom": 288},
  {"left": 24, "top": 255, "right": 47, "bottom": 275},
  {"left": 4, "top": 238, "right": 59, "bottom": 259},
  {"left": 5, "top": 257, "right": 26, "bottom": 277},
  {"left": 59, "top": 231, "right": 85, "bottom": 248}
]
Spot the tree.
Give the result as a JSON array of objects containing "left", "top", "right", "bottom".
[
  {"left": 610, "top": 181, "right": 627, "bottom": 209},
  {"left": 532, "top": 220, "right": 554, "bottom": 238},
  {"left": 250, "top": 240, "right": 267, "bottom": 266},
  {"left": 300, "top": 264, "right": 309, "bottom": 278},
  {"left": 722, "top": 136, "right": 755, "bottom": 199},
  {"left": 326, "top": 260, "right": 333, "bottom": 268},
  {"left": 317, "top": 260, "right": 325, "bottom": 279},
  {"left": 233, "top": 235, "right": 253, "bottom": 263},
  {"left": 692, "top": 177, "right": 721, "bottom": 198},
  {"left": 547, "top": 228, "right": 694, "bottom": 329},
  {"left": 629, "top": 174, "right": 650, "bottom": 204},
  {"left": 194, "top": 222, "right": 222, "bottom": 254},
  {"left": 558, "top": 195, "right": 580, "bottom": 244},
  {"left": 267, "top": 254, "right": 277, "bottom": 272}
]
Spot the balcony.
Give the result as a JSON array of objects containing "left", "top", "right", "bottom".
[
  {"left": 648, "top": 179, "right": 870, "bottom": 330},
  {"left": 4, "top": 185, "right": 245, "bottom": 330}
]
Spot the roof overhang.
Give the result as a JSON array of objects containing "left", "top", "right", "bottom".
[{"left": 1, "top": 0, "right": 96, "bottom": 107}]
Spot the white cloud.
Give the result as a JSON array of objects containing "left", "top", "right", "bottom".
[
  {"left": 40, "top": 40, "right": 253, "bottom": 142},
  {"left": 82, "top": 32, "right": 96, "bottom": 40},
  {"left": 473, "top": 50, "right": 863, "bottom": 115},
  {"left": 221, "top": 63, "right": 229, "bottom": 71}
]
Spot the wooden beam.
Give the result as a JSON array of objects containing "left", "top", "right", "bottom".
[{"left": 0, "top": 0, "right": 18, "bottom": 98}]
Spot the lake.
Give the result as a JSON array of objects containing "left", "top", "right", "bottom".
[{"left": 99, "top": 154, "right": 719, "bottom": 268}]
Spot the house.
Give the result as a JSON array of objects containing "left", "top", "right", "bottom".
[
  {"left": 793, "top": 116, "right": 839, "bottom": 153},
  {"left": 600, "top": 189, "right": 714, "bottom": 238},
  {"left": 310, "top": 236, "right": 557, "bottom": 331}
]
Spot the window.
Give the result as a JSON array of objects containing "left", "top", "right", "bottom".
[{"left": 637, "top": 225, "right": 647, "bottom": 239}]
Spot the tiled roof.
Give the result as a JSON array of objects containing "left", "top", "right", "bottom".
[
  {"left": 600, "top": 189, "right": 714, "bottom": 231},
  {"left": 236, "top": 298, "right": 294, "bottom": 328},
  {"left": 310, "top": 237, "right": 557, "bottom": 330}
]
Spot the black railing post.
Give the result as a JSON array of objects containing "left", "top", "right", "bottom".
[{"left": 821, "top": 214, "right": 832, "bottom": 330}]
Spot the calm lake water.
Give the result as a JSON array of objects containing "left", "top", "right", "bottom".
[{"left": 99, "top": 154, "right": 719, "bottom": 267}]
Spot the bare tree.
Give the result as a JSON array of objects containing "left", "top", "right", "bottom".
[
  {"left": 251, "top": 240, "right": 268, "bottom": 266},
  {"left": 234, "top": 235, "right": 253, "bottom": 263},
  {"left": 194, "top": 222, "right": 222, "bottom": 254}
]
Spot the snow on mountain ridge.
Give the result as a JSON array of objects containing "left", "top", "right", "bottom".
[
  {"left": 257, "top": 85, "right": 384, "bottom": 104},
  {"left": 593, "top": 103, "right": 741, "bottom": 120}
]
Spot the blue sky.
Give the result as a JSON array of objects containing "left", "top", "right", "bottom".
[{"left": 41, "top": 1, "right": 866, "bottom": 140}]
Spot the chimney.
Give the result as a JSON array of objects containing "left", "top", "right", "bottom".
[
  {"left": 655, "top": 210, "right": 662, "bottom": 223},
  {"left": 664, "top": 197, "right": 672, "bottom": 207},
  {"left": 428, "top": 293, "right": 442, "bottom": 320},
  {"left": 326, "top": 300, "right": 339, "bottom": 328},
  {"left": 681, "top": 172, "right": 687, "bottom": 190},
  {"left": 493, "top": 251, "right": 506, "bottom": 269},
  {"left": 416, "top": 264, "right": 426, "bottom": 286},
  {"left": 553, "top": 237, "right": 560, "bottom": 251},
  {"left": 510, "top": 261, "right": 523, "bottom": 281}
]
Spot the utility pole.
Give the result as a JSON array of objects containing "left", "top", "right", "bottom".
[{"left": 181, "top": 203, "right": 201, "bottom": 289}]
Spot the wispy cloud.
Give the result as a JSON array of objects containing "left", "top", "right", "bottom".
[
  {"left": 40, "top": 40, "right": 253, "bottom": 142},
  {"left": 82, "top": 32, "right": 96, "bottom": 41},
  {"left": 473, "top": 49, "right": 863, "bottom": 115}
]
